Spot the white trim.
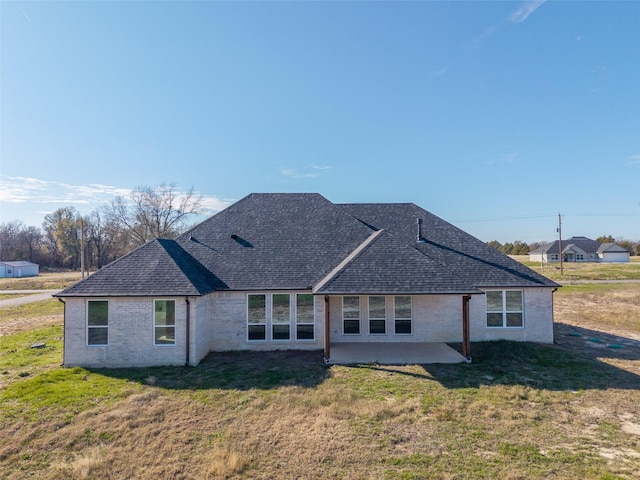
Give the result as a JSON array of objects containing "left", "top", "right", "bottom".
[
  {"left": 342, "top": 295, "right": 361, "bottom": 335},
  {"left": 86, "top": 299, "right": 109, "bottom": 347},
  {"left": 393, "top": 295, "right": 413, "bottom": 335},
  {"left": 247, "top": 293, "right": 267, "bottom": 342},
  {"left": 271, "top": 293, "right": 292, "bottom": 342},
  {"left": 485, "top": 290, "right": 525, "bottom": 329},
  {"left": 368, "top": 295, "right": 387, "bottom": 335},
  {"left": 153, "top": 298, "right": 177, "bottom": 347},
  {"left": 295, "top": 293, "right": 315, "bottom": 342}
]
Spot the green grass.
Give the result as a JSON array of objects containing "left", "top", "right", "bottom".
[
  {"left": 0, "top": 298, "right": 63, "bottom": 320},
  {"left": 514, "top": 255, "right": 640, "bottom": 281},
  {"left": 1, "top": 278, "right": 639, "bottom": 479},
  {"left": 0, "top": 325, "right": 63, "bottom": 372}
]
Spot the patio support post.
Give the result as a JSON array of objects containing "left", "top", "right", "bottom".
[
  {"left": 462, "top": 295, "right": 471, "bottom": 360},
  {"left": 324, "top": 296, "right": 331, "bottom": 361}
]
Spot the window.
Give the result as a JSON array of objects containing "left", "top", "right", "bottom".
[
  {"left": 248, "top": 294, "right": 266, "bottom": 340},
  {"left": 296, "top": 294, "right": 314, "bottom": 340},
  {"left": 369, "top": 296, "right": 386, "bottom": 334},
  {"left": 87, "top": 300, "right": 108, "bottom": 346},
  {"left": 272, "top": 294, "right": 291, "bottom": 341},
  {"left": 343, "top": 296, "right": 360, "bottom": 334},
  {"left": 394, "top": 296, "right": 412, "bottom": 334},
  {"left": 550, "top": 254, "right": 558, "bottom": 261},
  {"left": 486, "top": 290, "right": 523, "bottom": 328},
  {"left": 154, "top": 300, "right": 176, "bottom": 345}
]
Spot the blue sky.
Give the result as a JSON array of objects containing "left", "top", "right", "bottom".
[{"left": 1, "top": 0, "right": 639, "bottom": 243}]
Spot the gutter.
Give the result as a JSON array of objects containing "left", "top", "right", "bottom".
[{"left": 185, "top": 297, "right": 191, "bottom": 366}]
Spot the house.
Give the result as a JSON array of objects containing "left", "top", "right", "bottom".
[
  {"left": 0, "top": 261, "right": 39, "bottom": 278},
  {"left": 55, "top": 193, "right": 559, "bottom": 368},
  {"left": 529, "top": 236, "right": 630, "bottom": 263}
]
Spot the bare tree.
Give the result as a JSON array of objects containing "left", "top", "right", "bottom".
[{"left": 111, "top": 183, "right": 202, "bottom": 247}]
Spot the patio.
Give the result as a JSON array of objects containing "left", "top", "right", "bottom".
[{"left": 327, "top": 342, "right": 469, "bottom": 365}]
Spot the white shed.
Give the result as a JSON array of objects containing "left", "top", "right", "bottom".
[{"left": 0, "top": 261, "right": 40, "bottom": 278}]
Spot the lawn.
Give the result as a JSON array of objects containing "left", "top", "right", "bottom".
[
  {"left": 1, "top": 273, "right": 639, "bottom": 479},
  {"left": 511, "top": 255, "right": 640, "bottom": 282}
]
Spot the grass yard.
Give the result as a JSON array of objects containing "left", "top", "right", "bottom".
[
  {"left": 1, "top": 271, "right": 639, "bottom": 479},
  {"left": 511, "top": 256, "right": 640, "bottom": 282}
]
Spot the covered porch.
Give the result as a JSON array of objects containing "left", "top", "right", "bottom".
[
  {"left": 322, "top": 295, "right": 473, "bottom": 365},
  {"left": 327, "top": 342, "right": 468, "bottom": 365}
]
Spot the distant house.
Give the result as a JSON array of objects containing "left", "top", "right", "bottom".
[
  {"left": 529, "top": 236, "right": 630, "bottom": 263},
  {"left": 55, "top": 193, "right": 559, "bottom": 368},
  {"left": 0, "top": 261, "right": 40, "bottom": 278}
]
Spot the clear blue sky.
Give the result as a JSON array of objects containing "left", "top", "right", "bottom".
[{"left": 2, "top": 0, "right": 639, "bottom": 243}]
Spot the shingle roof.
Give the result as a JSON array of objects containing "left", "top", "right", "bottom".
[
  {"left": 57, "top": 193, "right": 559, "bottom": 297},
  {"left": 55, "top": 238, "right": 223, "bottom": 297},
  {"left": 174, "top": 193, "right": 374, "bottom": 291},
  {"left": 337, "top": 203, "right": 558, "bottom": 289}
]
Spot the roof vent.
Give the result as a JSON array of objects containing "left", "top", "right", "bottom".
[
  {"left": 231, "top": 234, "right": 239, "bottom": 240},
  {"left": 416, "top": 218, "right": 426, "bottom": 243}
]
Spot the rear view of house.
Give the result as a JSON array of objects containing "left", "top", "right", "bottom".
[{"left": 55, "top": 193, "right": 559, "bottom": 368}]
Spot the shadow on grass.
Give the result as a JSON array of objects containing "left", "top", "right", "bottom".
[
  {"left": 90, "top": 350, "right": 328, "bottom": 391},
  {"left": 416, "top": 335, "right": 640, "bottom": 391}
]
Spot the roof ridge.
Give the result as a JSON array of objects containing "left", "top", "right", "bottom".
[{"left": 313, "top": 229, "right": 384, "bottom": 293}]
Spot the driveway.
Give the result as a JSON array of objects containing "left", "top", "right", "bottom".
[{"left": 0, "top": 290, "right": 60, "bottom": 308}]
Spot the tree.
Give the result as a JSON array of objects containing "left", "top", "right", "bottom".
[
  {"left": 487, "top": 240, "right": 502, "bottom": 252},
  {"left": 0, "top": 221, "right": 43, "bottom": 262},
  {"left": 42, "top": 207, "right": 82, "bottom": 269},
  {"left": 111, "top": 183, "right": 202, "bottom": 247},
  {"left": 596, "top": 235, "right": 616, "bottom": 243}
]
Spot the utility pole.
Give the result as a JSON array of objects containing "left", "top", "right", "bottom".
[
  {"left": 78, "top": 219, "right": 85, "bottom": 280},
  {"left": 557, "top": 213, "right": 563, "bottom": 276}
]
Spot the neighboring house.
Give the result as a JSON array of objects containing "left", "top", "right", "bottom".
[
  {"left": 0, "top": 261, "right": 39, "bottom": 278},
  {"left": 529, "top": 236, "right": 630, "bottom": 263},
  {"left": 55, "top": 193, "right": 559, "bottom": 368}
]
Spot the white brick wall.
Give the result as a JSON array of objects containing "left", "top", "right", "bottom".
[
  {"left": 327, "top": 290, "right": 554, "bottom": 345},
  {"left": 209, "top": 291, "right": 324, "bottom": 352},
  {"left": 64, "top": 297, "right": 189, "bottom": 368},
  {"left": 63, "top": 288, "right": 554, "bottom": 367}
]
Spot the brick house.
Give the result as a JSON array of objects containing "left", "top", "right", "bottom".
[{"left": 55, "top": 193, "right": 559, "bottom": 367}]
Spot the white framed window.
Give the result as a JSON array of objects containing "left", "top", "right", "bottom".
[
  {"left": 343, "top": 296, "right": 360, "bottom": 334},
  {"left": 272, "top": 293, "right": 291, "bottom": 341},
  {"left": 87, "top": 300, "right": 108, "bottom": 346},
  {"left": 369, "top": 296, "right": 386, "bottom": 334},
  {"left": 247, "top": 294, "right": 267, "bottom": 341},
  {"left": 296, "top": 294, "right": 315, "bottom": 340},
  {"left": 486, "top": 290, "right": 523, "bottom": 328},
  {"left": 394, "top": 296, "right": 412, "bottom": 334},
  {"left": 154, "top": 299, "right": 176, "bottom": 346}
]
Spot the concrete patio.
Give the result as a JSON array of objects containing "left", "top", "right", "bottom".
[{"left": 327, "top": 342, "right": 468, "bottom": 365}]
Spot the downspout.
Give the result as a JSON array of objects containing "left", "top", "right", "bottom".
[
  {"left": 462, "top": 295, "right": 472, "bottom": 363},
  {"left": 185, "top": 297, "right": 190, "bottom": 366},
  {"left": 58, "top": 298, "right": 66, "bottom": 366},
  {"left": 324, "top": 296, "right": 331, "bottom": 363}
]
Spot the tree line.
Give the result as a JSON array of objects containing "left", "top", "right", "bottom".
[
  {"left": 0, "top": 184, "right": 202, "bottom": 271},
  {"left": 488, "top": 237, "right": 640, "bottom": 256}
]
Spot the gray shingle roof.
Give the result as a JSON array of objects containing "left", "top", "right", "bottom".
[
  {"left": 57, "top": 193, "right": 558, "bottom": 297},
  {"left": 55, "top": 238, "right": 223, "bottom": 297},
  {"left": 337, "top": 203, "right": 558, "bottom": 289}
]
